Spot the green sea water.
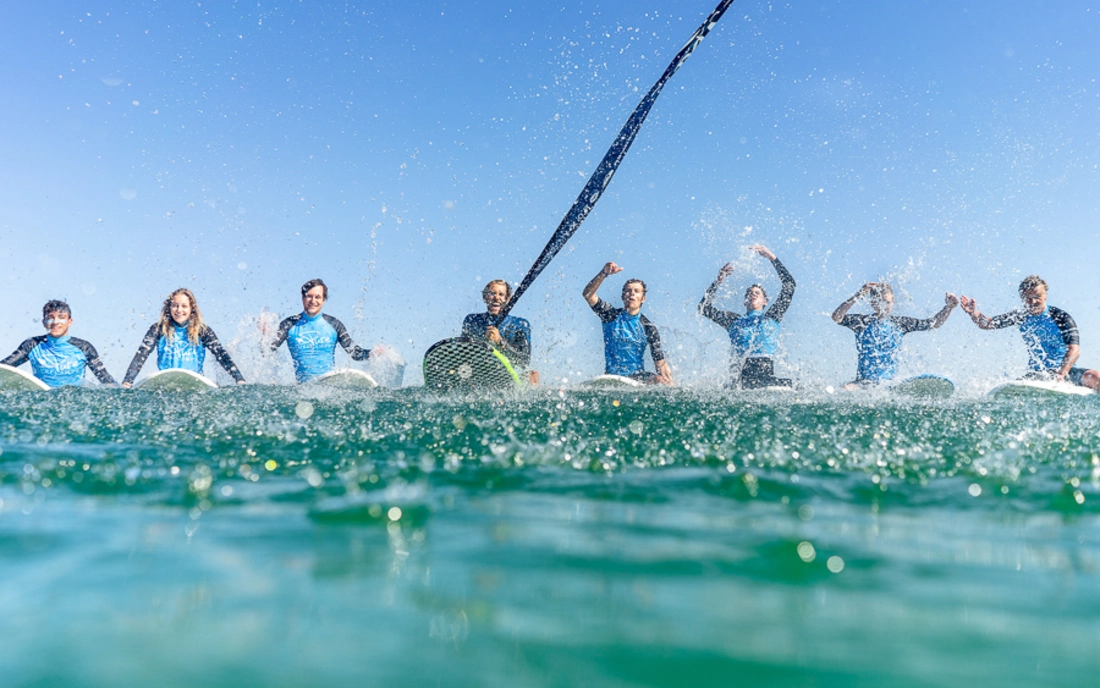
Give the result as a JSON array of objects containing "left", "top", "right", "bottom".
[{"left": 3, "top": 385, "right": 1100, "bottom": 686}]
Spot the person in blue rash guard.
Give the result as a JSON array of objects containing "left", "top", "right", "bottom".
[
  {"left": 699, "top": 245, "right": 796, "bottom": 389},
  {"left": 268, "top": 278, "right": 376, "bottom": 383},
  {"left": 832, "top": 282, "right": 958, "bottom": 388},
  {"left": 582, "top": 261, "right": 673, "bottom": 385},
  {"left": 462, "top": 279, "right": 534, "bottom": 373},
  {"left": 1, "top": 300, "right": 116, "bottom": 388},
  {"left": 121, "top": 288, "right": 246, "bottom": 387},
  {"left": 960, "top": 275, "right": 1100, "bottom": 390}
]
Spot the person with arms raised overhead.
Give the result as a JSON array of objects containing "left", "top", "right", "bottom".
[
  {"left": 267, "top": 278, "right": 378, "bottom": 383},
  {"left": 582, "top": 262, "right": 672, "bottom": 385},
  {"left": 832, "top": 282, "right": 957, "bottom": 389},
  {"left": 2, "top": 300, "right": 116, "bottom": 388},
  {"left": 121, "top": 288, "right": 246, "bottom": 387},
  {"left": 960, "top": 275, "right": 1100, "bottom": 390},
  {"left": 699, "top": 245, "right": 796, "bottom": 389}
]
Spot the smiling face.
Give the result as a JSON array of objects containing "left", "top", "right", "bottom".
[
  {"left": 170, "top": 293, "right": 193, "bottom": 325},
  {"left": 744, "top": 286, "right": 768, "bottom": 312},
  {"left": 1021, "top": 285, "right": 1048, "bottom": 315},
  {"left": 302, "top": 285, "right": 326, "bottom": 316},
  {"left": 621, "top": 281, "right": 647, "bottom": 314},
  {"left": 482, "top": 282, "right": 509, "bottom": 316},
  {"left": 43, "top": 310, "right": 72, "bottom": 338}
]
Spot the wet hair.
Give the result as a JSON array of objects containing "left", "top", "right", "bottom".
[
  {"left": 42, "top": 300, "right": 71, "bottom": 320},
  {"left": 158, "top": 288, "right": 204, "bottom": 345},
  {"left": 622, "top": 279, "right": 647, "bottom": 297},
  {"left": 1019, "top": 275, "right": 1048, "bottom": 295},
  {"left": 869, "top": 283, "right": 894, "bottom": 300},
  {"left": 482, "top": 279, "right": 512, "bottom": 302},
  {"left": 744, "top": 284, "right": 769, "bottom": 301},
  {"left": 301, "top": 278, "right": 328, "bottom": 299}
]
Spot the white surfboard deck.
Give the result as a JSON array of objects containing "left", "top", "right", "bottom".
[
  {"left": 891, "top": 374, "right": 955, "bottom": 399},
  {"left": 582, "top": 374, "right": 646, "bottom": 389},
  {"left": 0, "top": 363, "right": 50, "bottom": 391},
  {"left": 989, "top": 379, "right": 1094, "bottom": 398},
  {"left": 137, "top": 368, "right": 217, "bottom": 391},
  {"left": 312, "top": 368, "right": 378, "bottom": 388}
]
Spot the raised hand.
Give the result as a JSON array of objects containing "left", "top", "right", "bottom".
[
  {"left": 715, "top": 262, "right": 735, "bottom": 282},
  {"left": 945, "top": 292, "right": 959, "bottom": 308},
  {"left": 602, "top": 262, "right": 624, "bottom": 276},
  {"left": 959, "top": 295, "right": 978, "bottom": 315},
  {"left": 749, "top": 245, "right": 776, "bottom": 261}
]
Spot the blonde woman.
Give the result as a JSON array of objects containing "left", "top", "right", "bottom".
[{"left": 121, "top": 288, "right": 245, "bottom": 387}]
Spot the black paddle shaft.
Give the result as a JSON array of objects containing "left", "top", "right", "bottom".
[{"left": 496, "top": 0, "right": 736, "bottom": 322}]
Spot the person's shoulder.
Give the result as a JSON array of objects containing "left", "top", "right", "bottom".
[
  {"left": 20, "top": 335, "right": 48, "bottom": 348},
  {"left": 463, "top": 312, "right": 484, "bottom": 324},
  {"left": 68, "top": 337, "right": 99, "bottom": 352},
  {"left": 321, "top": 313, "right": 346, "bottom": 329},
  {"left": 509, "top": 315, "right": 531, "bottom": 328},
  {"left": 279, "top": 313, "right": 302, "bottom": 327},
  {"left": 1048, "top": 305, "right": 1074, "bottom": 320}
]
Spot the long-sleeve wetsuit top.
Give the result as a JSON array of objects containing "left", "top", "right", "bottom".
[
  {"left": 462, "top": 313, "right": 531, "bottom": 368},
  {"left": 269, "top": 312, "right": 370, "bottom": 382},
  {"left": 698, "top": 257, "right": 796, "bottom": 361},
  {"left": 840, "top": 314, "right": 936, "bottom": 382},
  {"left": 1, "top": 335, "right": 116, "bottom": 387},
  {"left": 590, "top": 299, "right": 665, "bottom": 377},
  {"left": 987, "top": 305, "right": 1079, "bottom": 372},
  {"left": 123, "top": 322, "right": 245, "bottom": 385}
]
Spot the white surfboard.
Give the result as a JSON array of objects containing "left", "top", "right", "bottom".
[
  {"left": 582, "top": 374, "right": 646, "bottom": 389},
  {"left": 136, "top": 368, "right": 218, "bottom": 391},
  {"left": 312, "top": 368, "right": 378, "bottom": 388},
  {"left": 891, "top": 374, "right": 955, "bottom": 399},
  {"left": 989, "top": 379, "right": 1094, "bottom": 398},
  {"left": 0, "top": 363, "right": 50, "bottom": 391}
]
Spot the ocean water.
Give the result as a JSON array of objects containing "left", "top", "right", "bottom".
[{"left": 3, "top": 384, "right": 1100, "bottom": 687}]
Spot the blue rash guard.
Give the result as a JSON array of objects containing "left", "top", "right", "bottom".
[
  {"left": 840, "top": 314, "right": 934, "bottom": 383},
  {"left": 989, "top": 305, "right": 1080, "bottom": 372},
  {"left": 590, "top": 299, "right": 665, "bottom": 377},
  {"left": 123, "top": 322, "right": 245, "bottom": 385},
  {"left": 462, "top": 313, "right": 532, "bottom": 368},
  {"left": 699, "top": 257, "right": 796, "bottom": 362},
  {"left": 2, "top": 335, "right": 116, "bottom": 388},
  {"left": 270, "top": 312, "right": 370, "bottom": 382}
]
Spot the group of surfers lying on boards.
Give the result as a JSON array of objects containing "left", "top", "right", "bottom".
[{"left": 3, "top": 254, "right": 1098, "bottom": 392}]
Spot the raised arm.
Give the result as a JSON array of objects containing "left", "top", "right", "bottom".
[
  {"left": 582, "top": 262, "right": 622, "bottom": 307},
  {"left": 927, "top": 293, "right": 959, "bottom": 329},
  {"left": 959, "top": 296, "right": 996, "bottom": 330},
  {"left": 201, "top": 327, "right": 246, "bottom": 383},
  {"left": 832, "top": 284, "right": 873, "bottom": 324},
  {"left": 697, "top": 263, "right": 738, "bottom": 328},
  {"left": 760, "top": 247, "right": 796, "bottom": 321},
  {"left": 122, "top": 323, "right": 161, "bottom": 387},
  {"left": 267, "top": 316, "right": 295, "bottom": 352}
]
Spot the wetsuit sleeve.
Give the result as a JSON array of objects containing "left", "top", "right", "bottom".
[
  {"left": 200, "top": 326, "right": 246, "bottom": 382},
  {"left": 697, "top": 282, "right": 739, "bottom": 330},
  {"left": 987, "top": 310, "right": 1026, "bottom": 330},
  {"left": 641, "top": 315, "right": 666, "bottom": 363},
  {"left": 1, "top": 337, "right": 43, "bottom": 368},
  {"left": 590, "top": 298, "right": 621, "bottom": 325},
  {"left": 840, "top": 314, "right": 870, "bottom": 333},
  {"left": 461, "top": 314, "right": 478, "bottom": 338},
  {"left": 1049, "top": 307, "right": 1080, "bottom": 347},
  {"left": 325, "top": 315, "right": 371, "bottom": 361},
  {"left": 71, "top": 338, "right": 117, "bottom": 385},
  {"left": 123, "top": 323, "right": 161, "bottom": 385},
  {"left": 764, "top": 258, "right": 796, "bottom": 322},
  {"left": 501, "top": 318, "right": 531, "bottom": 368},
  {"left": 894, "top": 315, "right": 933, "bottom": 334},
  {"left": 268, "top": 316, "right": 295, "bottom": 352}
]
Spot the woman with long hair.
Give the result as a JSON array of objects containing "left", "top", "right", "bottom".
[{"left": 121, "top": 288, "right": 246, "bottom": 387}]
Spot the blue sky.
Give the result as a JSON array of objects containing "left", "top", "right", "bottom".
[{"left": 1, "top": 1, "right": 1097, "bottom": 386}]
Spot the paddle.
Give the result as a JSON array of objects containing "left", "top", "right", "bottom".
[{"left": 496, "top": 0, "right": 736, "bottom": 322}]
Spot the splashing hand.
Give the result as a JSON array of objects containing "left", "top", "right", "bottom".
[
  {"left": 601, "top": 262, "right": 624, "bottom": 277},
  {"left": 749, "top": 245, "right": 775, "bottom": 261}
]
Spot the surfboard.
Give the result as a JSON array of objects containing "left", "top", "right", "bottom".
[
  {"left": 582, "top": 374, "right": 646, "bottom": 389},
  {"left": 989, "top": 379, "right": 1094, "bottom": 398},
  {"left": 422, "top": 337, "right": 522, "bottom": 392},
  {"left": 313, "top": 368, "right": 378, "bottom": 388},
  {"left": 891, "top": 374, "right": 955, "bottom": 399},
  {"left": 0, "top": 363, "right": 50, "bottom": 391},
  {"left": 136, "top": 368, "right": 218, "bottom": 391}
]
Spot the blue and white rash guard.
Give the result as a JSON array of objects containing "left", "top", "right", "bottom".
[
  {"left": 123, "top": 322, "right": 245, "bottom": 385},
  {"left": 840, "top": 314, "right": 934, "bottom": 382},
  {"left": 270, "top": 312, "right": 370, "bottom": 382},
  {"left": 2, "top": 335, "right": 116, "bottom": 388},
  {"left": 988, "top": 305, "right": 1079, "bottom": 372},
  {"left": 461, "top": 312, "right": 532, "bottom": 368},
  {"left": 590, "top": 299, "right": 665, "bottom": 377}
]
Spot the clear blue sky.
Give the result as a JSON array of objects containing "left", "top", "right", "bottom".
[{"left": 1, "top": 1, "right": 1097, "bottom": 386}]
